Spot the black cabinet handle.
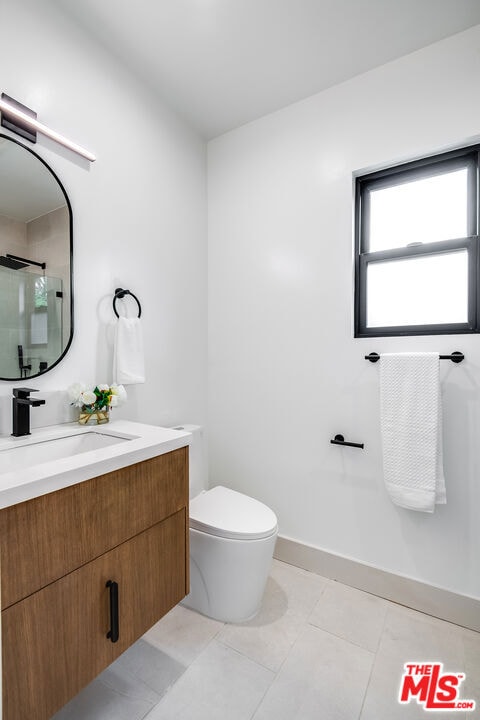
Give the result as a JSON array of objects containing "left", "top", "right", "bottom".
[{"left": 106, "top": 580, "right": 119, "bottom": 643}]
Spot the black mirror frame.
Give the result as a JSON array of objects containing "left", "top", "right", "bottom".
[{"left": 0, "top": 133, "right": 73, "bottom": 381}]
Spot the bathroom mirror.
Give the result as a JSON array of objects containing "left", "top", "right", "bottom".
[{"left": 0, "top": 134, "right": 73, "bottom": 380}]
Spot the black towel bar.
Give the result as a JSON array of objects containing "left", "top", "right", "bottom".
[
  {"left": 330, "top": 434, "right": 364, "bottom": 449},
  {"left": 365, "top": 351, "right": 464, "bottom": 364},
  {"left": 113, "top": 288, "right": 142, "bottom": 318}
]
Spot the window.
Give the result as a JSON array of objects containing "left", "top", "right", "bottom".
[{"left": 354, "top": 145, "right": 479, "bottom": 337}]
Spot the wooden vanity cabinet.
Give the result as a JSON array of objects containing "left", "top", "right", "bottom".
[{"left": 0, "top": 447, "right": 189, "bottom": 720}]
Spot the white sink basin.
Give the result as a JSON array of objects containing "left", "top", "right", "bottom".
[
  {"left": 0, "top": 431, "right": 129, "bottom": 474},
  {"left": 0, "top": 420, "right": 191, "bottom": 510}
]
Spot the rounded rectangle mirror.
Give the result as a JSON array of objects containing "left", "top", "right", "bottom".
[{"left": 0, "top": 134, "right": 73, "bottom": 380}]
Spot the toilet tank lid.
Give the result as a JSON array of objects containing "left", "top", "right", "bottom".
[{"left": 189, "top": 486, "right": 278, "bottom": 540}]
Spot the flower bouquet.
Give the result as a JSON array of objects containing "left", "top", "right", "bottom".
[{"left": 68, "top": 383, "right": 127, "bottom": 425}]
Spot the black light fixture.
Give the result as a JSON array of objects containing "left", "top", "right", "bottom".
[{"left": 0, "top": 92, "right": 96, "bottom": 162}]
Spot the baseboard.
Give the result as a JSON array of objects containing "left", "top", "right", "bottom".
[{"left": 274, "top": 535, "right": 480, "bottom": 633}]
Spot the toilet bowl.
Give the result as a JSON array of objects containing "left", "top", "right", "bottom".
[{"left": 174, "top": 425, "right": 278, "bottom": 623}]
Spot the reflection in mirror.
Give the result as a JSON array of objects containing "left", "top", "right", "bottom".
[{"left": 0, "top": 134, "right": 72, "bottom": 380}]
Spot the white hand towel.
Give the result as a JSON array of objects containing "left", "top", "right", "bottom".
[
  {"left": 113, "top": 317, "right": 145, "bottom": 385},
  {"left": 380, "top": 352, "right": 446, "bottom": 513}
]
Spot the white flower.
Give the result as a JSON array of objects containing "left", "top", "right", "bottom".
[
  {"left": 67, "top": 382, "right": 86, "bottom": 407},
  {"left": 110, "top": 384, "right": 127, "bottom": 406},
  {"left": 80, "top": 390, "right": 96, "bottom": 406},
  {"left": 68, "top": 381, "right": 127, "bottom": 413}
]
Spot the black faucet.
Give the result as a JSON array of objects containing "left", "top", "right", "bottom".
[{"left": 12, "top": 388, "right": 46, "bottom": 437}]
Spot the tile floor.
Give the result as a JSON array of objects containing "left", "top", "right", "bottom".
[{"left": 52, "top": 559, "right": 480, "bottom": 720}]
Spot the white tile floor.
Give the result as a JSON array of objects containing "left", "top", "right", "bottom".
[{"left": 53, "top": 560, "right": 480, "bottom": 720}]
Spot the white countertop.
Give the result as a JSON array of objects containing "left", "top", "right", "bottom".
[{"left": 0, "top": 420, "right": 191, "bottom": 509}]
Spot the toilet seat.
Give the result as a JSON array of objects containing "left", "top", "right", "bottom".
[{"left": 189, "top": 486, "right": 278, "bottom": 541}]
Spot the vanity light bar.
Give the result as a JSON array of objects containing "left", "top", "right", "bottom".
[{"left": 0, "top": 94, "right": 96, "bottom": 162}]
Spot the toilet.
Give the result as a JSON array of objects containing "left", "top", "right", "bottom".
[{"left": 174, "top": 425, "right": 278, "bottom": 623}]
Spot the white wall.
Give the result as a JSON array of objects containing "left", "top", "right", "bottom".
[
  {"left": 1, "top": 0, "right": 207, "bottom": 431},
  {"left": 208, "top": 25, "right": 480, "bottom": 598},
  {"left": 4, "top": 0, "right": 480, "bottom": 601}
]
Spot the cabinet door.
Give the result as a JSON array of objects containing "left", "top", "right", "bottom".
[
  {"left": 2, "top": 509, "right": 187, "bottom": 720},
  {"left": 0, "top": 447, "right": 188, "bottom": 609}
]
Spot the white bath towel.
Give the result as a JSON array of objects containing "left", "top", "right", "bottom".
[
  {"left": 379, "top": 352, "right": 446, "bottom": 513},
  {"left": 113, "top": 316, "right": 145, "bottom": 385}
]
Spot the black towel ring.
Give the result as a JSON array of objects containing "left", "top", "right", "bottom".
[{"left": 113, "top": 288, "right": 142, "bottom": 318}]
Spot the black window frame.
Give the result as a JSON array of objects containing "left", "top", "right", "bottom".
[{"left": 354, "top": 144, "right": 480, "bottom": 338}]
